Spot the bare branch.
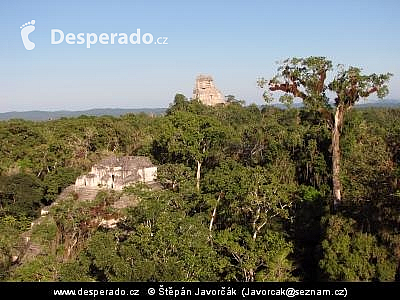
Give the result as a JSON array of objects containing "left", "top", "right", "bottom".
[{"left": 269, "top": 82, "right": 307, "bottom": 100}]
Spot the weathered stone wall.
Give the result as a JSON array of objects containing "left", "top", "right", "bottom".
[
  {"left": 75, "top": 156, "right": 157, "bottom": 190},
  {"left": 143, "top": 166, "right": 157, "bottom": 183}
]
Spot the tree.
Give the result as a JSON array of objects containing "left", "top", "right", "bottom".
[
  {"left": 205, "top": 158, "right": 296, "bottom": 238},
  {"left": 166, "top": 93, "right": 189, "bottom": 115},
  {"left": 77, "top": 186, "right": 228, "bottom": 282},
  {"left": 215, "top": 226, "right": 295, "bottom": 281},
  {"left": 328, "top": 66, "right": 391, "bottom": 207},
  {"left": 258, "top": 57, "right": 392, "bottom": 209},
  {"left": 204, "top": 158, "right": 297, "bottom": 281},
  {"left": 156, "top": 163, "right": 194, "bottom": 192},
  {"left": 0, "top": 173, "right": 44, "bottom": 217},
  {"left": 42, "top": 167, "right": 81, "bottom": 205},
  {"left": 153, "top": 111, "right": 229, "bottom": 191},
  {"left": 320, "top": 215, "right": 396, "bottom": 281},
  {"left": 225, "top": 95, "right": 245, "bottom": 105}
]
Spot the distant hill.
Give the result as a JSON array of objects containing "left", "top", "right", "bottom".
[
  {"left": 269, "top": 99, "right": 400, "bottom": 109},
  {"left": 1, "top": 100, "right": 399, "bottom": 121},
  {"left": 355, "top": 99, "right": 400, "bottom": 108},
  {"left": 0, "top": 108, "right": 167, "bottom": 121}
]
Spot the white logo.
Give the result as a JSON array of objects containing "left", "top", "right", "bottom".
[
  {"left": 19, "top": 20, "right": 168, "bottom": 50},
  {"left": 50, "top": 29, "right": 168, "bottom": 48},
  {"left": 20, "top": 20, "right": 35, "bottom": 50}
]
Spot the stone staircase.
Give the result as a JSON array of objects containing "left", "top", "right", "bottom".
[
  {"left": 56, "top": 185, "right": 101, "bottom": 202},
  {"left": 74, "top": 187, "right": 100, "bottom": 202},
  {"left": 58, "top": 185, "right": 76, "bottom": 200}
]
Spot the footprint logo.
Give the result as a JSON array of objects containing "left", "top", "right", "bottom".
[{"left": 20, "top": 20, "right": 36, "bottom": 50}]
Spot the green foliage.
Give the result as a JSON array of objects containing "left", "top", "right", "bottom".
[
  {"left": 204, "top": 158, "right": 296, "bottom": 236},
  {"left": 0, "top": 216, "right": 27, "bottom": 279},
  {"left": 215, "top": 227, "right": 295, "bottom": 281},
  {"left": 154, "top": 110, "right": 229, "bottom": 164},
  {"left": 0, "top": 214, "right": 31, "bottom": 231},
  {"left": 156, "top": 163, "right": 194, "bottom": 192},
  {"left": 30, "top": 217, "right": 57, "bottom": 249},
  {"left": 10, "top": 255, "right": 60, "bottom": 282},
  {"left": 258, "top": 56, "right": 332, "bottom": 109},
  {"left": 0, "top": 92, "right": 399, "bottom": 282},
  {"left": 320, "top": 215, "right": 396, "bottom": 281},
  {"left": 58, "top": 255, "right": 94, "bottom": 282},
  {"left": 85, "top": 231, "right": 130, "bottom": 281},
  {"left": 166, "top": 93, "right": 190, "bottom": 114},
  {"left": 329, "top": 66, "right": 392, "bottom": 106},
  {"left": 42, "top": 167, "right": 81, "bottom": 204},
  {"left": 76, "top": 188, "right": 228, "bottom": 282},
  {"left": 299, "top": 185, "right": 322, "bottom": 202},
  {"left": 0, "top": 173, "right": 44, "bottom": 217}
]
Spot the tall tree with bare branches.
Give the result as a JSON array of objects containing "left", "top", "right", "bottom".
[{"left": 258, "top": 57, "right": 392, "bottom": 209}]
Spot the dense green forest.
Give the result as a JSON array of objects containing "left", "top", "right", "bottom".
[
  {"left": 0, "top": 100, "right": 399, "bottom": 282},
  {"left": 1, "top": 58, "right": 399, "bottom": 282}
]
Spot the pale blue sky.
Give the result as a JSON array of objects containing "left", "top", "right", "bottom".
[{"left": 0, "top": 0, "right": 399, "bottom": 112}]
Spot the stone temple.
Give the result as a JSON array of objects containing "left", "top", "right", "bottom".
[
  {"left": 75, "top": 156, "right": 157, "bottom": 190},
  {"left": 193, "top": 75, "right": 225, "bottom": 106}
]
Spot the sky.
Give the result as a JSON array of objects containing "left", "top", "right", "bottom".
[{"left": 0, "top": 0, "right": 399, "bottom": 112}]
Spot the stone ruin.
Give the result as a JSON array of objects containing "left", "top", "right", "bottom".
[
  {"left": 75, "top": 156, "right": 157, "bottom": 190},
  {"left": 192, "top": 75, "right": 225, "bottom": 106}
]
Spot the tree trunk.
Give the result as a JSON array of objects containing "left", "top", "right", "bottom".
[
  {"left": 209, "top": 193, "right": 221, "bottom": 233},
  {"left": 332, "top": 105, "right": 344, "bottom": 210},
  {"left": 253, "top": 222, "right": 267, "bottom": 241},
  {"left": 252, "top": 207, "right": 261, "bottom": 240},
  {"left": 244, "top": 268, "right": 255, "bottom": 282},
  {"left": 196, "top": 160, "right": 201, "bottom": 191}
]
